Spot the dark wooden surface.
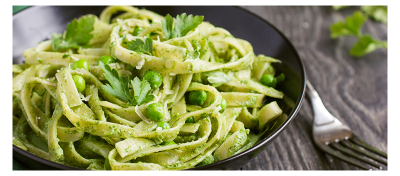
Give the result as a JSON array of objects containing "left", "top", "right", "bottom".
[{"left": 240, "top": 6, "right": 387, "bottom": 170}]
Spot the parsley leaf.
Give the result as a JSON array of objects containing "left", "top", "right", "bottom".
[
  {"left": 62, "top": 54, "right": 70, "bottom": 59},
  {"left": 132, "top": 26, "right": 144, "bottom": 36},
  {"left": 203, "top": 71, "right": 233, "bottom": 87},
  {"left": 99, "top": 62, "right": 155, "bottom": 105},
  {"left": 330, "top": 11, "right": 366, "bottom": 38},
  {"left": 127, "top": 38, "right": 153, "bottom": 56},
  {"left": 349, "top": 35, "right": 387, "bottom": 57},
  {"left": 52, "top": 15, "right": 95, "bottom": 51},
  {"left": 99, "top": 62, "right": 133, "bottom": 102},
  {"left": 161, "top": 14, "right": 174, "bottom": 40},
  {"left": 330, "top": 7, "right": 387, "bottom": 58},
  {"left": 361, "top": 6, "right": 387, "bottom": 24},
  {"left": 161, "top": 13, "right": 204, "bottom": 40},
  {"left": 131, "top": 77, "right": 155, "bottom": 105},
  {"left": 174, "top": 13, "right": 204, "bottom": 38}
]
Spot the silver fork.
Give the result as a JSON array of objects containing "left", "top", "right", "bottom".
[{"left": 306, "top": 80, "right": 387, "bottom": 170}]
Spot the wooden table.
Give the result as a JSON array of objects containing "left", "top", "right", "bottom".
[{"left": 240, "top": 6, "right": 387, "bottom": 170}]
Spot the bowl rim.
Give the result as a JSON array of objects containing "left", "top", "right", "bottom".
[{"left": 12, "top": 5, "right": 306, "bottom": 170}]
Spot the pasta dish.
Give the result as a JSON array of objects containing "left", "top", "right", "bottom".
[{"left": 12, "top": 6, "right": 288, "bottom": 170}]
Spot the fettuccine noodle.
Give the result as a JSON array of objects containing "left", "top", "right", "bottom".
[{"left": 12, "top": 6, "right": 287, "bottom": 170}]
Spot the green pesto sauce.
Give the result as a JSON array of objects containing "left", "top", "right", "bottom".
[
  {"left": 237, "top": 95, "right": 258, "bottom": 107},
  {"left": 227, "top": 128, "right": 248, "bottom": 157},
  {"left": 27, "top": 130, "right": 49, "bottom": 152}
]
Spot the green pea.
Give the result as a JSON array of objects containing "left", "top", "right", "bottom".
[
  {"left": 157, "top": 121, "right": 170, "bottom": 129},
  {"left": 143, "top": 71, "right": 163, "bottom": 90},
  {"left": 220, "top": 98, "right": 227, "bottom": 112},
  {"left": 260, "top": 74, "right": 277, "bottom": 88},
  {"left": 146, "top": 103, "right": 164, "bottom": 122},
  {"left": 71, "top": 59, "right": 89, "bottom": 70},
  {"left": 72, "top": 75, "right": 86, "bottom": 93},
  {"left": 97, "top": 55, "right": 115, "bottom": 65},
  {"left": 163, "top": 141, "right": 176, "bottom": 145},
  {"left": 188, "top": 90, "right": 207, "bottom": 106},
  {"left": 185, "top": 116, "right": 195, "bottom": 123}
]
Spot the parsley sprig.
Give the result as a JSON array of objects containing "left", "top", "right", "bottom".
[
  {"left": 161, "top": 13, "right": 204, "bottom": 40},
  {"left": 51, "top": 15, "right": 95, "bottom": 51},
  {"left": 349, "top": 35, "right": 387, "bottom": 57},
  {"left": 330, "top": 11, "right": 366, "bottom": 38},
  {"left": 126, "top": 38, "right": 154, "bottom": 56},
  {"left": 98, "top": 62, "right": 154, "bottom": 105},
  {"left": 330, "top": 9, "right": 387, "bottom": 57},
  {"left": 131, "top": 77, "right": 155, "bottom": 105}
]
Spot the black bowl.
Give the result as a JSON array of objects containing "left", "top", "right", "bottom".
[{"left": 13, "top": 6, "right": 306, "bottom": 170}]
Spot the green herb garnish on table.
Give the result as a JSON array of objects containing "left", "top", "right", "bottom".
[{"left": 330, "top": 6, "right": 387, "bottom": 58}]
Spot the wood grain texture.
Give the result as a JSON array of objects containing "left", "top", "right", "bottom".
[{"left": 240, "top": 6, "right": 387, "bottom": 170}]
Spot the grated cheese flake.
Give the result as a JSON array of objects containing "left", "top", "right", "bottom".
[
  {"left": 163, "top": 101, "right": 171, "bottom": 121},
  {"left": 79, "top": 93, "right": 92, "bottom": 102},
  {"left": 99, "top": 101, "right": 122, "bottom": 109},
  {"left": 135, "top": 105, "right": 152, "bottom": 123},
  {"left": 126, "top": 34, "right": 134, "bottom": 41},
  {"left": 115, "top": 50, "right": 122, "bottom": 56},
  {"left": 70, "top": 55, "right": 80, "bottom": 61},
  {"left": 215, "top": 105, "right": 222, "bottom": 113},
  {"left": 166, "top": 89, "right": 174, "bottom": 95},
  {"left": 126, "top": 20, "right": 134, "bottom": 26},
  {"left": 136, "top": 57, "right": 145, "bottom": 69}
]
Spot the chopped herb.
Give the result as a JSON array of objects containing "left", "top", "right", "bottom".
[
  {"left": 99, "top": 62, "right": 132, "bottom": 102},
  {"left": 131, "top": 77, "right": 155, "bottom": 105},
  {"left": 51, "top": 15, "right": 95, "bottom": 51},
  {"left": 98, "top": 62, "right": 154, "bottom": 105},
  {"left": 121, "top": 35, "right": 127, "bottom": 45},
  {"left": 330, "top": 11, "right": 366, "bottom": 38},
  {"left": 132, "top": 26, "right": 143, "bottom": 36},
  {"left": 330, "top": 10, "right": 387, "bottom": 57},
  {"left": 126, "top": 38, "right": 153, "bottom": 56},
  {"left": 62, "top": 54, "right": 70, "bottom": 59},
  {"left": 350, "top": 35, "right": 387, "bottom": 57},
  {"left": 161, "top": 13, "right": 204, "bottom": 40}
]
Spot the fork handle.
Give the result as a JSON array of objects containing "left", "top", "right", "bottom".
[{"left": 306, "top": 80, "right": 335, "bottom": 126}]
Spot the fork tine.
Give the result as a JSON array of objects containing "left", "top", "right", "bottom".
[
  {"left": 330, "top": 142, "right": 382, "bottom": 169},
  {"left": 316, "top": 143, "right": 370, "bottom": 170},
  {"left": 340, "top": 140, "right": 387, "bottom": 165},
  {"left": 350, "top": 135, "right": 387, "bottom": 158}
]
